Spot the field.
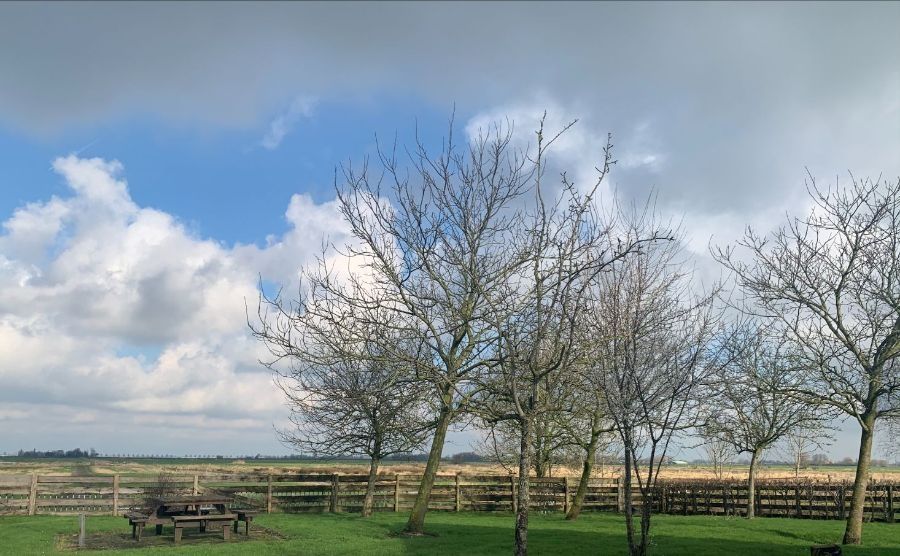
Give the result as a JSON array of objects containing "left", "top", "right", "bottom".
[
  {"left": 2, "top": 512, "right": 900, "bottom": 555},
  {"left": 3, "top": 457, "right": 899, "bottom": 482}
]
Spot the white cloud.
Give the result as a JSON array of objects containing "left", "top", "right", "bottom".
[
  {"left": 465, "top": 99, "right": 618, "bottom": 200},
  {"left": 260, "top": 96, "right": 316, "bottom": 150},
  {"left": 0, "top": 155, "right": 349, "bottom": 453}
]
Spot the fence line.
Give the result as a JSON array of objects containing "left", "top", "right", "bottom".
[{"left": 0, "top": 473, "right": 896, "bottom": 522}]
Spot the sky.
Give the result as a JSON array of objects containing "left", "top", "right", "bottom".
[{"left": 0, "top": 2, "right": 898, "bottom": 459}]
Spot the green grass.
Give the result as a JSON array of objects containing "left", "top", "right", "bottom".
[{"left": 1, "top": 512, "right": 899, "bottom": 555}]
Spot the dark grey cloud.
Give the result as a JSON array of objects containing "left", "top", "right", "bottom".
[{"left": 1, "top": 2, "right": 896, "bottom": 216}]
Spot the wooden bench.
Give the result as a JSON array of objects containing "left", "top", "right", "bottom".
[
  {"left": 233, "top": 510, "right": 258, "bottom": 536},
  {"left": 125, "top": 513, "right": 149, "bottom": 541},
  {"left": 172, "top": 514, "right": 237, "bottom": 544}
]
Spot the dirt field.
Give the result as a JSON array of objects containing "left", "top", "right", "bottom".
[{"left": 2, "top": 457, "right": 899, "bottom": 481}]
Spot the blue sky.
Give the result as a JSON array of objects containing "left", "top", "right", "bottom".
[
  {"left": 0, "top": 2, "right": 897, "bottom": 460},
  {"left": 0, "top": 95, "right": 458, "bottom": 246}
]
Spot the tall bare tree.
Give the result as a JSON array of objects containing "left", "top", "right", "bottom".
[
  {"left": 704, "top": 322, "right": 828, "bottom": 518},
  {"left": 589, "top": 222, "right": 718, "bottom": 556},
  {"left": 476, "top": 120, "right": 667, "bottom": 555},
  {"left": 714, "top": 174, "right": 900, "bottom": 544},
  {"left": 304, "top": 118, "right": 539, "bottom": 534}
]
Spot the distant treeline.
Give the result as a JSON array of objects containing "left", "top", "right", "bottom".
[
  {"left": 242, "top": 451, "right": 487, "bottom": 463},
  {"left": 16, "top": 448, "right": 99, "bottom": 458},
  {"left": 5, "top": 450, "right": 488, "bottom": 462}
]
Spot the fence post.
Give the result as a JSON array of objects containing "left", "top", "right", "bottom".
[
  {"left": 887, "top": 484, "right": 894, "bottom": 523},
  {"left": 192, "top": 474, "right": 199, "bottom": 495},
  {"left": 838, "top": 484, "right": 846, "bottom": 520},
  {"left": 754, "top": 485, "right": 760, "bottom": 517},
  {"left": 112, "top": 474, "right": 120, "bottom": 516},
  {"left": 563, "top": 476, "right": 569, "bottom": 514},
  {"left": 78, "top": 513, "right": 86, "bottom": 548},
  {"left": 266, "top": 474, "right": 273, "bottom": 514},
  {"left": 28, "top": 473, "right": 37, "bottom": 516},
  {"left": 394, "top": 474, "right": 400, "bottom": 512},
  {"left": 330, "top": 474, "right": 339, "bottom": 513},
  {"left": 455, "top": 474, "right": 461, "bottom": 512},
  {"left": 660, "top": 484, "right": 666, "bottom": 514},
  {"left": 510, "top": 475, "right": 517, "bottom": 513},
  {"left": 616, "top": 476, "right": 625, "bottom": 513}
]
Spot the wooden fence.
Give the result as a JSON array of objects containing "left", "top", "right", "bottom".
[{"left": 0, "top": 473, "right": 896, "bottom": 523}]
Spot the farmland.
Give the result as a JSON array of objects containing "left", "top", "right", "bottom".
[{"left": 2, "top": 457, "right": 898, "bottom": 482}]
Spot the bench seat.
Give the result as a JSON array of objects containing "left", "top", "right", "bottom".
[
  {"left": 124, "top": 514, "right": 149, "bottom": 540},
  {"left": 233, "top": 510, "right": 259, "bottom": 536},
  {"left": 172, "top": 514, "right": 237, "bottom": 544}
]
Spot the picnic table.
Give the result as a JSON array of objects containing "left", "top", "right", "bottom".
[{"left": 124, "top": 495, "right": 254, "bottom": 544}]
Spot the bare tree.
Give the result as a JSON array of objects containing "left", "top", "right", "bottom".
[
  {"left": 704, "top": 322, "right": 828, "bottom": 518},
  {"left": 781, "top": 423, "right": 832, "bottom": 479},
  {"left": 479, "top": 408, "right": 573, "bottom": 479},
  {"left": 698, "top": 430, "right": 736, "bottom": 480},
  {"left": 274, "top": 347, "right": 428, "bottom": 516},
  {"left": 558, "top": 344, "right": 618, "bottom": 520},
  {"left": 271, "top": 117, "right": 536, "bottom": 534},
  {"left": 142, "top": 471, "right": 185, "bottom": 509},
  {"left": 589, "top": 222, "right": 718, "bottom": 556},
  {"left": 714, "top": 174, "right": 900, "bottom": 544},
  {"left": 252, "top": 288, "right": 429, "bottom": 517},
  {"left": 562, "top": 400, "right": 616, "bottom": 520},
  {"left": 474, "top": 119, "right": 667, "bottom": 556},
  {"left": 479, "top": 359, "right": 611, "bottom": 492}
]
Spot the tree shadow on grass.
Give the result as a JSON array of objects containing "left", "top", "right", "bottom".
[
  {"left": 55, "top": 525, "right": 287, "bottom": 551},
  {"left": 383, "top": 515, "right": 898, "bottom": 556}
]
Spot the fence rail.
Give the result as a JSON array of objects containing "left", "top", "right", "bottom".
[{"left": 0, "top": 473, "right": 896, "bottom": 522}]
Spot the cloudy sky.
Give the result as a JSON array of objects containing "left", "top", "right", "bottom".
[{"left": 0, "top": 2, "right": 897, "bottom": 458}]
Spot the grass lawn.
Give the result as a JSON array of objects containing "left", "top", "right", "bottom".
[{"left": 1, "top": 512, "right": 898, "bottom": 555}]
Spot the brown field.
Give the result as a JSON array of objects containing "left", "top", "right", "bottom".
[{"left": 2, "top": 458, "right": 899, "bottom": 482}]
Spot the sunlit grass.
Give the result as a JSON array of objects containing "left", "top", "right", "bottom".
[{"left": 2, "top": 511, "right": 899, "bottom": 555}]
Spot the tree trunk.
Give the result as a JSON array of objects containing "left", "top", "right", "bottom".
[
  {"left": 533, "top": 426, "right": 545, "bottom": 478},
  {"left": 515, "top": 417, "right": 532, "bottom": 556},
  {"left": 638, "top": 491, "right": 652, "bottom": 556},
  {"left": 566, "top": 430, "right": 599, "bottom": 520},
  {"left": 843, "top": 411, "right": 877, "bottom": 545},
  {"left": 747, "top": 448, "right": 760, "bottom": 519},
  {"left": 534, "top": 457, "right": 547, "bottom": 479},
  {"left": 623, "top": 446, "right": 637, "bottom": 556},
  {"left": 362, "top": 456, "right": 380, "bottom": 517},
  {"left": 404, "top": 402, "right": 452, "bottom": 534}
]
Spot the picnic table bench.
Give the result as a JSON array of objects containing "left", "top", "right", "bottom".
[
  {"left": 124, "top": 495, "right": 243, "bottom": 544},
  {"left": 125, "top": 512, "right": 150, "bottom": 541},
  {"left": 233, "top": 510, "right": 258, "bottom": 536},
  {"left": 172, "top": 513, "right": 237, "bottom": 543}
]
